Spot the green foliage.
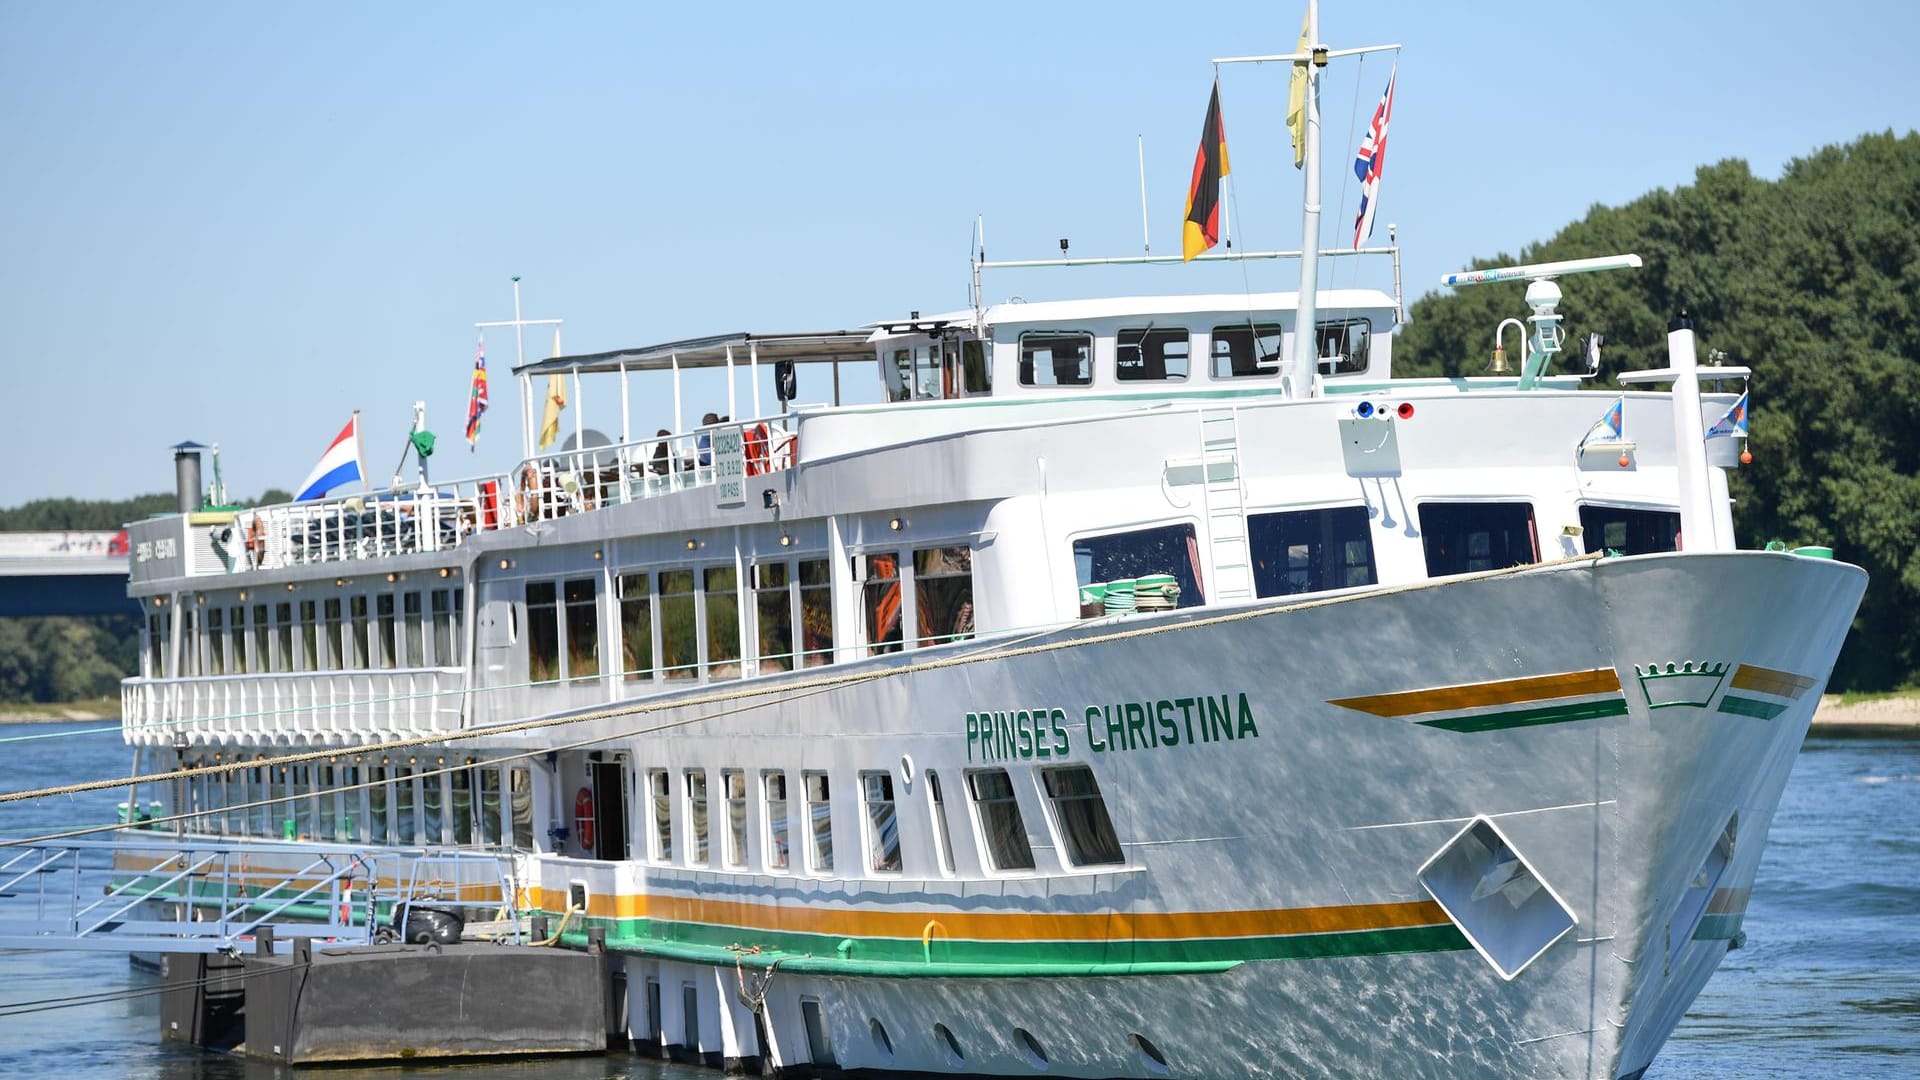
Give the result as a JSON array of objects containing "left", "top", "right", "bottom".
[
  {"left": 0, "top": 493, "right": 174, "bottom": 531},
  {"left": 1400, "top": 132, "right": 1920, "bottom": 690}
]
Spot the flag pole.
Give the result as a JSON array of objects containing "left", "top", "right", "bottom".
[
  {"left": 1286, "top": 0, "right": 1323, "bottom": 400},
  {"left": 1137, "top": 135, "right": 1151, "bottom": 254}
]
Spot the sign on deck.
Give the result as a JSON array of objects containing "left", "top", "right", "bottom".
[{"left": 713, "top": 427, "right": 746, "bottom": 508}]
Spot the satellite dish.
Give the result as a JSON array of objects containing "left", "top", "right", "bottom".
[{"left": 558, "top": 428, "right": 617, "bottom": 467}]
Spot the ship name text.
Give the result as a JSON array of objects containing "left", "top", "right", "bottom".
[{"left": 964, "top": 693, "right": 1259, "bottom": 762}]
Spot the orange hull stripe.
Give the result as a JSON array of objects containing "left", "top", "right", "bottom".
[
  {"left": 1731, "top": 664, "right": 1815, "bottom": 699},
  {"left": 527, "top": 887, "right": 1448, "bottom": 942},
  {"left": 1329, "top": 668, "right": 1622, "bottom": 718}
]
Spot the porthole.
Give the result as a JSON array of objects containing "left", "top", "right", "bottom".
[
  {"left": 933, "top": 1022, "right": 964, "bottom": 1067},
  {"left": 1129, "top": 1032, "right": 1170, "bottom": 1075},
  {"left": 1014, "top": 1026, "right": 1048, "bottom": 1069},
  {"left": 869, "top": 1017, "right": 894, "bottom": 1064}
]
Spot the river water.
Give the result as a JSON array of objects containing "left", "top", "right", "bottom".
[{"left": 0, "top": 722, "right": 1914, "bottom": 1078}]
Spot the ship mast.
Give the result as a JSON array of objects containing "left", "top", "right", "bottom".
[{"left": 1287, "top": 0, "right": 1324, "bottom": 400}]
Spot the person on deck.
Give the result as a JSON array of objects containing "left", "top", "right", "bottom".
[
  {"left": 649, "top": 429, "right": 671, "bottom": 476},
  {"left": 695, "top": 412, "right": 719, "bottom": 466}
]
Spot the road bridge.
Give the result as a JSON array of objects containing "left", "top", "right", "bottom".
[{"left": 0, "top": 531, "right": 136, "bottom": 616}]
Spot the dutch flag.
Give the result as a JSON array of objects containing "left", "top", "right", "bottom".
[{"left": 294, "top": 414, "right": 365, "bottom": 501}]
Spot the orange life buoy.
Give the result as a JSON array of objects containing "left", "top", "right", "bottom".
[
  {"left": 573, "top": 787, "right": 595, "bottom": 851},
  {"left": 744, "top": 423, "right": 769, "bottom": 476},
  {"left": 244, "top": 515, "right": 266, "bottom": 569},
  {"left": 515, "top": 464, "right": 540, "bottom": 522}
]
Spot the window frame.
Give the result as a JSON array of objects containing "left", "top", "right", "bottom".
[
  {"left": 1041, "top": 765, "right": 1126, "bottom": 867},
  {"left": 861, "top": 770, "right": 903, "bottom": 875},
  {"left": 1209, "top": 321, "right": 1285, "bottom": 379},
  {"left": 1246, "top": 504, "right": 1379, "bottom": 598},
  {"left": 1115, "top": 326, "right": 1192, "bottom": 382},
  {"left": 1417, "top": 500, "right": 1541, "bottom": 578},
  {"left": 966, "top": 767, "right": 1036, "bottom": 873},
  {"left": 1017, "top": 330, "right": 1095, "bottom": 388}
]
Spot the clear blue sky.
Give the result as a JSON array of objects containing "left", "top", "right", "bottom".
[{"left": 3, "top": 1, "right": 1914, "bottom": 507}]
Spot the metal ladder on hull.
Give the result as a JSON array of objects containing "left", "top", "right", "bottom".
[{"left": 1198, "top": 407, "right": 1254, "bottom": 603}]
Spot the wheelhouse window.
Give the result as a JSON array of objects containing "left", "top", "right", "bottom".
[
  {"left": 564, "top": 577, "right": 599, "bottom": 680},
  {"left": 658, "top": 570, "right": 697, "bottom": 680},
  {"left": 968, "top": 769, "right": 1035, "bottom": 871},
  {"left": 1018, "top": 332, "right": 1093, "bottom": 387},
  {"left": 525, "top": 582, "right": 561, "bottom": 683},
  {"left": 685, "top": 769, "right": 709, "bottom": 865},
  {"left": 804, "top": 771, "right": 833, "bottom": 872},
  {"left": 1116, "top": 327, "right": 1190, "bottom": 381},
  {"left": 1578, "top": 505, "right": 1681, "bottom": 556},
  {"left": 619, "top": 572, "right": 654, "bottom": 681},
  {"left": 1419, "top": 502, "right": 1539, "bottom": 577},
  {"left": 960, "top": 339, "right": 991, "bottom": 394},
  {"left": 764, "top": 770, "right": 791, "bottom": 870},
  {"left": 1073, "top": 523, "right": 1205, "bottom": 611},
  {"left": 862, "top": 771, "right": 902, "bottom": 873},
  {"left": 862, "top": 553, "right": 903, "bottom": 656},
  {"left": 799, "top": 558, "right": 834, "bottom": 666},
  {"left": 754, "top": 562, "right": 793, "bottom": 673},
  {"left": 1210, "top": 322, "right": 1284, "bottom": 378},
  {"left": 913, "top": 546, "right": 975, "bottom": 646},
  {"left": 704, "top": 567, "right": 740, "bottom": 679},
  {"left": 649, "top": 769, "right": 672, "bottom": 861},
  {"left": 1313, "top": 318, "right": 1371, "bottom": 375},
  {"left": 1043, "top": 766, "right": 1124, "bottom": 866},
  {"left": 1248, "top": 506, "right": 1377, "bottom": 597}
]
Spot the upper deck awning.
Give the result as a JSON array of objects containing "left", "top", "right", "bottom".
[{"left": 512, "top": 330, "right": 877, "bottom": 377}]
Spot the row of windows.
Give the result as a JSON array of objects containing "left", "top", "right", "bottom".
[
  {"left": 1018, "top": 319, "right": 1372, "bottom": 388},
  {"left": 179, "top": 760, "right": 533, "bottom": 848},
  {"left": 885, "top": 340, "right": 992, "bottom": 402},
  {"left": 641, "top": 763, "right": 1122, "bottom": 877},
  {"left": 146, "top": 588, "right": 466, "bottom": 680},
  {"left": 1073, "top": 503, "right": 1680, "bottom": 612}
]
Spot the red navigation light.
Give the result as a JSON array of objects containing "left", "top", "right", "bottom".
[{"left": 1396, "top": 402, "right": 1415, "bottom": 420}]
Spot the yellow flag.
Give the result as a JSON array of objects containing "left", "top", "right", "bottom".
[
  {"left": 538, "top": 373, "right": 567, "bottom": 450},
  {"left": 1287, "top": 13, "right": 1310, "bottom": 169}
]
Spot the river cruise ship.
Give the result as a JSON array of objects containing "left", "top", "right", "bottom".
[{"left": 109, "top": 16, "right": 1865, "bottom": 1080}]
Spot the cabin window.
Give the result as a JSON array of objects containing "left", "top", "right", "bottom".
[
  {"left": 1419, "top": 502, "right": 1539, "bottom": 577},
  {"left": 1579, "top": 505, "right": 1681, "bottom": 556},
  {"left": 764, "top": 770, "right": 791, "bottom": 870},
  {"left": 375, "top": 594, "right": 397, "bottom": 669},
  {"left": 206, "top": 607, "right": 225, "bottom": 675},
  {"left": 431, "top": 590, "right": 454, "bottom": 665},
  {"left": 704, "top": 566, "right": 740, "bottom": 679},
  {"left": 659, "top": 570, "right": 697, "bottom": 680},
  {"left": 510, "top": 767, "right": 534, "bottom": 849},
  {"left": 649, "top": 769, "right": 672, "bottom": 861},
  {"left": 862, "top": 771, "right": 902, "bottom": 873},
  {"left": 1044, "top": 766, "right": 1124, "bottom": 866},
  {"left": 723, "top": 769, "right": 748, "bottom": 867},
  {"left": 272, "top": 603, "right": 293, "bottom": 672},
  {"left": 961, "top": 339, "right": 991, "bottom": 394},
  {"left": 685, "top": 769, "right": 710, "bottom": 865},
  {"left": 348, "top": 596, "right": 369, "bottom": 668},
  {"left": 1315, "top": 318, "right": 1371, "bottom": 375},
  {"left": 804, "top": 771, "right": 833, "bottom": 872},
  {"left": 1248, "top": 506, "right": 1377, "bottom": 597},
  {"left": 1018, "top": 331, "right": 1093, "bottom": 387},
  {"left": 1072, "top": 523, "right": 1205, "bottom": 610},
  {"left": 181, "top": 608, "right": 200, "bottom": 676},
  {"left": 320, "top": 597, "right": 343, "bottom": 670},
  {"left": 564, "top": 577, "right": 599, "bottom": 680},
  {"left": 453, "top": 592, "right": 465, "bottom": 663},
  {"left": 799, "top": 558, "right": 834, "bottom": 666},
  {"left": 526, "top": 582, "right": 561, "bottom": 683},
  {"left": 1210, "top": 322, "right": 1284, "bottom": 378},
  {"left": 917, "top": 343, "right": 943, "bottom": 399},
  {"left": 913, "top": 546, "right": 975, "bottom": 646},
  {"left": 928, "top": 770, "right": 956, "bottom": 875},
  {"left": 297, "top": 600, "right": 318, "bottom": 672},
  {"left": 754, "top": 562, "right": 793, "bottom": 673},
  {"left": 227, "top": 606, "right": 247, "bottom": 675},
  {"left": 968, "top": 769, "right": 1035, "bottom": 871},
  {"left": 477, "top": 766, "right": 501, "bottom": 845},
  {"left": 887, "top": 348, "right": 913, "bottom": 402},
  {"left": 402, "top": 591, "right": 424, "bottom": 666},
  {"left": 146, "top": 614, "right": 166, "bottom": 678},
  {"left": 393, "top": 767, "right": 417, "bottom": 844},
  {"left": 421, "top": 768, "right": 444, "bottom": 844},
  {"left": 1117, "top": 327, "right": 1191, "bottom": 381},
  {"left": 619, "top": 572, "right": 654, "bottom": 681},
  {"left": 451, "top": 768, "right": 474, "bottom": 845},
  {"left": 862, "top": 553, "right": 903, "bottom": 656},
  {"left": 250, "top": 603, "right": 269, "bottom": 674}
]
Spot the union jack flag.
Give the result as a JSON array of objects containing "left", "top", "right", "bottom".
[
  {"left": 465, "top": 336, "right": 489, "bottom": 448},
  {"left": 1352, "top": 67, "right": 1396, "bottom": 248}
]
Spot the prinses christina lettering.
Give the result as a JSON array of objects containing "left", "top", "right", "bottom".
[{"left": 964, "top": 693, "right": 1258, "bottom": 762}]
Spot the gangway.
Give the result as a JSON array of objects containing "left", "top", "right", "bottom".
[{"left": 0, "top": 837, "right": 521, "bottom": 955}]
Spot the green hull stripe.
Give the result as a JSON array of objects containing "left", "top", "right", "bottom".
[
  {"left": 539, "top": 910, "right": 1470, "bottom": 977},
  {"left": 1417, "top": 697, "right": 1628, "bottom": 733},
  {"left": 1717, "top": 695, "right": 1786, "bottom": 720}
]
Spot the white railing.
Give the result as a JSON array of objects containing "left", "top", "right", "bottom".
[
  {"left": 217, "top": 415, "right": 797, "bottom": 573},
  {"left": 122, "top": 668, "right": 468, "bottom": 746}
]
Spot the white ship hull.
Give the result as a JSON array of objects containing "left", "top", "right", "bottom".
[{"left": 510, "top": 549, "right": 1862, "bottom": 1079}]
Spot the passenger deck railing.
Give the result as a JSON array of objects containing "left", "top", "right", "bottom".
[
  {"left": 203, "top": 414, "right": 797, "bottom": 576},
  {"left": 0, "top": 838, "right": 520, "bottom": 955},
  {"left": 122, "top": 667, "right": 467, "bottom": 745}
]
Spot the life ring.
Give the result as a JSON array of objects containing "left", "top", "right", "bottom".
[
  {"left": 515, "top": 464, "right": 541, "bottom": 522},
  {"left": 244, "top": 515, "right": 266, "bottom": 569},
  {"left": 573, "top": 787, "right": 595, "bottom": 851},
  {"left": 744, "top": 423, "right": 769, "bottom": 476}
]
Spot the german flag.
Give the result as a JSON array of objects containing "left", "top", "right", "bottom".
[{"left": 1182, "top": 79, "right": 1231, "bottom": 261}]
